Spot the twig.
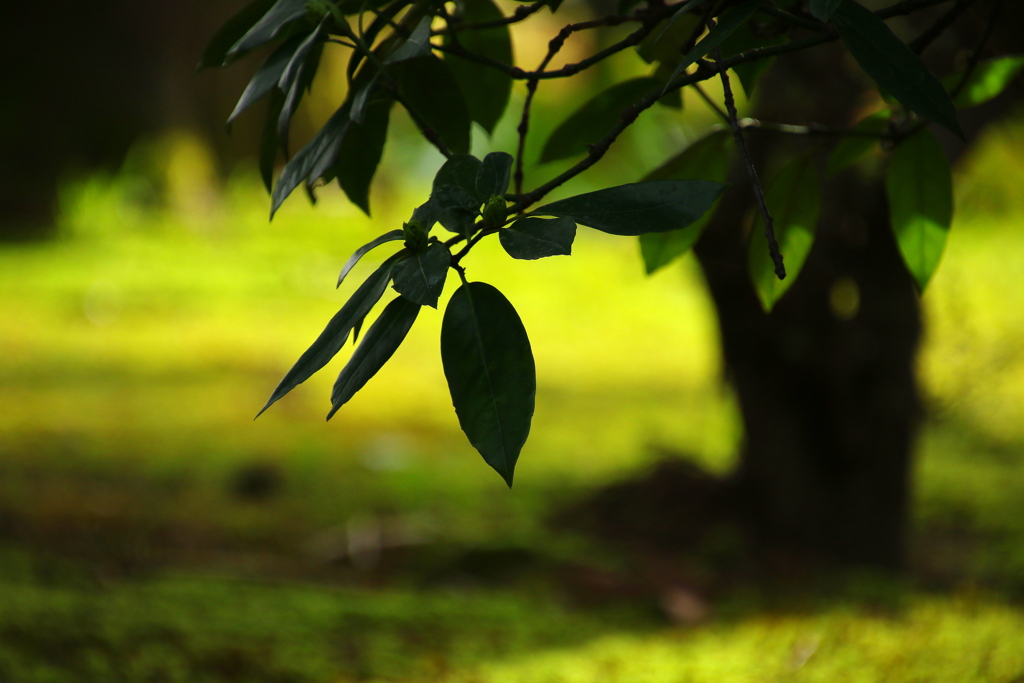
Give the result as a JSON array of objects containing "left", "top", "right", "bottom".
[
  {"left": 692, "top": 82, "right": 729, "bottom": 120},
  {"left": 909, "top": 0, "right": 974, "bottom": 54},
  {"left": 436, "top": 0, "right": 548, "bottom": 34},
  {"left": 715, "top": 46, "right": 785, "bottom": 280}
]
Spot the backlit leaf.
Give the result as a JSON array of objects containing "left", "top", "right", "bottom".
[
  {"left": 445, "top": 0, "right": 514, "bottom": 134},
  {"left": 541, "top": 78, "right": 660, "bottom": 163},
  {"left": 887, "top": 129, "right": 953, "bottom": 292},
  {"left": 748, "top": 156, "right": 821, "bottom": 311},
  {"left": 532, "top": 180, "right": 727, "bottom": 236},
  {"left": 499, "top": 217, "right": 576, "bottom": 259},
  {"left": 639, "top": 129, "right": 732, "bottom": 274},
  {"left": 943, "top": 56, "right": 1024, "bottom": 109},
  {"left": 327, "top": 296, "right": 421, "bottom": 419},
  {"left": 257, "top": 252, "right": 404, "bottom": 417},
  {"left": 441, "top": 282, "right": 536, "bottom": 487},
  {"left": 832, "top": 0, "right": 962, "bottom": 137},
  {"left": 392, "top": 242, "right": 451, "bottom": 307}
]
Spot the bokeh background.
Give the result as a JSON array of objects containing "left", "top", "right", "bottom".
[{"left": 3, "top": 0, "right": 1024, "bottom": 680}]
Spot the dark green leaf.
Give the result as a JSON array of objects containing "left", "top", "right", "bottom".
[
  {"left": 395, "top": 56, "right": 472, "bottom": 155},
  {"left": 499, "top": 217, "right": 576, "bottom": 259},
  {"left": 637, "top": 13, "right": 702, "bottom": 65},
  {"left": 228, "top": 35, "right": 304, "bottom": 125},
  {"left": 944, "top": 56, "right": 1024, "bottom": 109},
  {"left": 257, "top": 252, "right": 404, "bottom": 417},
  {"left": 748, "top": 156, "right": 820, "bottom": 311},
  {"left": 327, "top": 296, "right": 421, "bottom": 419},
  {"left": 385, "top": 16, "right": 434, "bottom": 64},
  {"left": 433, "top": 186, "right": 481, "bottom": 234},
  {"left": 260, "top": 90, "right": 286, "bottom": 193},
  {"left": 412, "top": 200, "right": 439, "bottom": 231},
  {"left": 666, "top": 0, "right": 768, "bottom": 85},
  {"left": 541, "top": 78, "right": 661, "bottom": 163},
  {"left": 433, "top": 154, "right": 483, "bottom": 196},
  {"left": 886, "top": 129, "right": 953, "bottom": 292},
  {"left": 532, "top": 179, "right": 728, "bottom": 236},
  {"left": 719, "top": 20, "right": 787, "bottom": 98},
  {"left": 477, "top": 152, "right": 514, "bottom": 198},
  {"left": 329, "top": 99, "right": 393, "bottom": 214},
  {"left": 229, "top": 0, "right": 308, "bottom": 59},
  {"left": 348, "top": 0, "right": 411, "bottom": 83},
  {"left": 833, "top": 0, "right": 962, "bottom": 137},
  {"left": 639, "top": 129, "right": 731, "bottom": 273},
  {"left": 277, "top": 23, "right": 326, "bottom": 143},
  {"left": 271, "top": 102, "right": 352, "bottom": 217},
  {"left": 392, "top": 242, "right": 451, "bottom": 307},
  {"left": 441, "top": 282, "right": 536, "bottom": 487},
  {"left": 825, "top": 109, "right": 890, "bottom": 177},
  {"left": 653, "top": 63, "right": 684, "bottom": 109},
  {"left": 199, "top": 0, "right": 278, "bottom": 69},
  {"left": 337, "top": 229, "right": 404, "bottom": 287},
  {"left": 809, "top": 0, "right": 842, "bottom": 22},
  {"left": 444, "top": 0, "right": 514, "bottom": 134},
  {"left": 350, "top": 73, "right": 383, "bottom": 124}
]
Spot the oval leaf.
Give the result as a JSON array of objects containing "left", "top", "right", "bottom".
[
  {"left": 541, "top": 78, "right": 661, "bottom": 163},
  {"left": 395, "top": 56, "right": 472, "bottom": 155},
  {"left": 477, "top": 152, "right": 514, "bottom": 199},
  {"left": 392, "top": 242, "right": 451, "bottom": 307},
  {"left": 444, "top": 0, "right": 514, "bottom": 134},
  {"left": 532, "top": 180, "right": 728, "bottom": 236},
  {"left": 257, "top": 252, "right": 404, "bottom": 417},
  {"left": 337, "top": 229, "right": 404, "bottom": 287},
  {"left": 441, "top": 282, "right": 536, "bottom": 487},
  {"left": 886, "top": 129, "right": 953, "bottom": 292},
  {"left": 832, "top": 0, "right": 962, "bottom": 138},
  {"left": 748, "top": 156, "right": 821, "bottom": 311},
  {"left": 639, "top": 129, "right": 732, "bottom": 274},
  {"left": 499, "top": 217, "right": 576, "bottom": 260},
  {"left": 327, "top": 296, "right": 421, "bottom": 419}
]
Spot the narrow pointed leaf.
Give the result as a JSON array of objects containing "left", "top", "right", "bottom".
[
  {"left": 228, "top": 35, "right": 304, "bottom": 125},
  {"left": 441, "top": 282, "right": 536, "bottom": 487},
  {"left": 337, "top": 229, "right": 404, "bottom": 287},
  {"left": 260, "top": 90, "right": 286, "bottom": 193},
  {"left": 444, "top": 0, "right": 514, "bottom": 134},
  {"left": 271, "top": 102, "right": 352, "bottom": 216},
  {"left": 477, "top": 152, "right": 514, "bottom": 199},
  {"left": 199, "top": 0, "right": 278, "bottom": 69},
  {"left": 887, "top": 129, "right": 953, "bottom": 292},
  {"left": 277, "top": 24, "right": 326, "bottom": 143},
  {"left": 666, "top": 0, "right": 768, "bottom": 85},
  {"left": 541, "top": 78, "right": 661, "bottom": 163},
  {"left": 257, "top": 252, "right": 404, "bottom": 417},
  {"left": 229, "top": 0, "right": 308, "bottom": 58},
  {"left": 385, "top": 16, "right": 434, "bottom": 64},
  {"left": 330, "top": 98, "right": 393, "bottom": 214},
  {"left": 809, "top": 0, "right": 842, "bottom": 22},
  {"left": 327, "top": 297, "right": 421, "bottom": 419},
  {"left": 499, "top": 217, "right": 576, "bottom": 260},
  {"left": 833, "top": 0, "right": 962, "bottom": 137},
  {"left": 943, "top": 56, "right": 1024, "bottom": 109},
  {"left": 395, "top": 56, "right": 472, "bottom": 155},
  {"left": 826, "top": 109, "right": 890, "bottom": 176},
  {"left": 748, "top": 156, "right": 821, "bottom": 311},
  {"left": 532, "top": 180, "right": 727, "bottom": 236},
  {"left": 392, "top": 242, "right": 450, "bottom": 307},
  {"left": 639, "top": 129, "right": 732, "bottom": 274}
]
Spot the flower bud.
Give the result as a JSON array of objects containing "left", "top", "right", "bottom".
[
  {"left": 402, "top": 219, "right": 429, "bottom": 252},
  {"left": 482, "top": 195, "right": 508, "bottom": 228}
]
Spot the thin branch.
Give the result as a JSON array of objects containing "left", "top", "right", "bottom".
[
  {"left": 909, "top": 0, "right": 975, "bottom": 54},
  {"left": 715, "top": 46, "right": 785, "bottom": 280},
  {"left": 739, "top": 118, "right": 895, "bottom": 138},
  {"left": 692, "top": 82, "right": 729, "bottom": 120},
  {"left": 757, "top": 4, "right": 824, "bottom": 32},
  {"left": 434, "top": 0, "right": 547, "bottom": 34}
]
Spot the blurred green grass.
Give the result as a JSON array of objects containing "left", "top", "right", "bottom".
[{"left": 2, "top": 105, "right": 1024, "bottom": 681}]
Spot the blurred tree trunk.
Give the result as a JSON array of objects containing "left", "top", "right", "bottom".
[{"left": 694, "top": 1, "right": 1024, "bottom": 569}]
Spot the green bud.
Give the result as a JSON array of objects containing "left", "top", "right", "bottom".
[
  {"left": 482, "top": 195, "right": 508, "bottom": 228},
  {"left": 402, "top": 219, "right": 429, "bottom": 252}
]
